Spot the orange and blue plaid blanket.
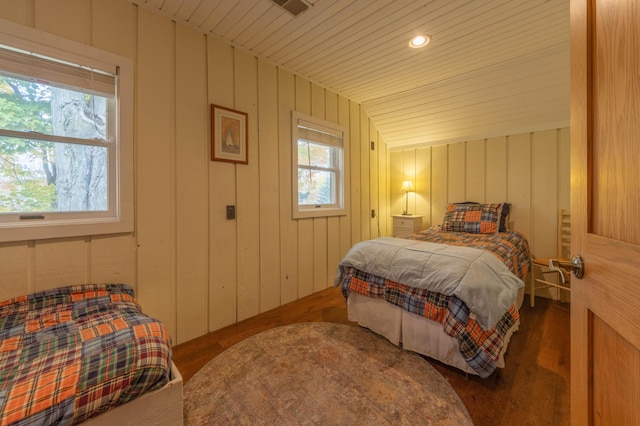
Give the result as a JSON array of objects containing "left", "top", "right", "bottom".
[
  {"left": 0, "top": 284, "right": 172, "bottom": 425},
  {"left": 336, "top": 228, "right": 530, "bottom": 378},
  {"left": 406, "top": 227, "right": 530, "bottom": 281}
]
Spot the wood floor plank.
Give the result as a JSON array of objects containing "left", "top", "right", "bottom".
[{"left": 172, "top": 287, "right": 570, "bottom": 426}]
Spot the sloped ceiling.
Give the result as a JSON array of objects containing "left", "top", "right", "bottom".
[{"left": 131, "top": 0, "right": 570, "bottom": 148}]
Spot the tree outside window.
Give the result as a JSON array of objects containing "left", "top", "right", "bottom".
[{"left": 0, "top": 74, "right": 109, "bottom": 213}]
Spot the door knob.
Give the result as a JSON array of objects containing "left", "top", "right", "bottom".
[{"left": 571, "top": 254, "right": 584, "bottom": 279}]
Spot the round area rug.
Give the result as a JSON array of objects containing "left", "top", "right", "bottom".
[{"left": 183, "top": 322, "right": 473, "bottom": 425}]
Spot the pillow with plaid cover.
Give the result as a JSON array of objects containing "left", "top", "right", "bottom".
[{"left": 441, "top": 203, "right": 503, "bottom": 234}]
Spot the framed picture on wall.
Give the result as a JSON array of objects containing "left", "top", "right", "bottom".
[{"left": 211, "top": 104, "right": 248, "bottom": 164}]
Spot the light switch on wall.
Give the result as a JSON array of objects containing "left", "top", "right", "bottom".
[{"left": 226, "top": 205, "right": 236, "bottom": 220}]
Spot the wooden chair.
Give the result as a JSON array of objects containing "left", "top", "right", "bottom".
[{"left": 530, "top": 209, "right": 571, "bottom": 307}]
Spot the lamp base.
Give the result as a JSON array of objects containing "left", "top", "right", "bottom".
[{"left": 402, "top": 213, "right": 411, "bottom": 216}]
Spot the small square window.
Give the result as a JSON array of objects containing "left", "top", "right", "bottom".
[{"left": 291, "top": 111, "right": 348, "bottom": 219}]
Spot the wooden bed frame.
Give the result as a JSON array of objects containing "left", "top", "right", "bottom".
[{"left": 83, "top": 362, "right": 183, "bottom": 425}]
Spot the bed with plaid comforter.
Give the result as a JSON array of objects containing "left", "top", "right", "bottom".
[
  {"left": 0, "top": 284, "right": 172, "bottom": 425},
  {"left": 335, "top": 228, "right": 530, "bottom": 378}
]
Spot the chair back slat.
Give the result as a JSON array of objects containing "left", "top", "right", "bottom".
[{"left": 558, "top": 209, "right": 571, "bottom": 259}]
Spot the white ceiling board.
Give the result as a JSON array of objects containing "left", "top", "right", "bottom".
[
  {"left": 129, "top": 0, "right": 570, "bottom": 148},
  {"left": 159, "top": 0, "right": 184, "bottom": 16}
]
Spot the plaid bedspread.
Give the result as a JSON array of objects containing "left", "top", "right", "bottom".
[
  {"left": 0, "top": 284, "right": 172, "bottom": 426},
  {"left": 337, "top": 229, "right": 530, "bottom": 378},
  {"left": 405, "top": 227, "right": 530, "bottom": 282},
  {"left": 338, "top": 267, "right": 519, "bottom": 378}
]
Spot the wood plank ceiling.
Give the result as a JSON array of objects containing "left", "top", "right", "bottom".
[{"left": 131, "top": 0, "right": 570, "bottom": 148}]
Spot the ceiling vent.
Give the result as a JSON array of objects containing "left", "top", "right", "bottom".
[{"left": 271, "top": 0, "right": 310, "bottom": 17}]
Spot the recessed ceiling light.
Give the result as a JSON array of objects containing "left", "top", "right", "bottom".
[{"left": 409, "top": 35, "right": 431, "bottom": 48}]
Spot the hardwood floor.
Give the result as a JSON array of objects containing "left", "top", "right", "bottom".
[{"left": 173, "top": 287, "right": 570, "bottom": 426}]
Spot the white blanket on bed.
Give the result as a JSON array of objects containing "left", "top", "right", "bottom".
[{"left": 336, "top": 237, "right": 523, "bottom": 329}]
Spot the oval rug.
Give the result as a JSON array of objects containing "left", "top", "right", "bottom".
[{"left": 183, "top": 322, "right": 473, "bottom": 425}]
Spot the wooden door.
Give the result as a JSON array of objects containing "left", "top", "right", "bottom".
[{"left": 571, "top": 0, "right": 640, "bottom": 424}]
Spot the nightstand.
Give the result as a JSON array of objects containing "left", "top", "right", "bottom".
[{"left": 392, "top": 215, "right": 424, "bottom": 237}]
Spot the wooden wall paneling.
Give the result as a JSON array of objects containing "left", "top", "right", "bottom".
[
  {"left": 234, "top": 50, "right": 260, "bottom": 321},
  {"left": 401, "top": 149, "right": 416, "bottom": 215},
  {"left": 90, "top": 234, "right": 135, "bottom": 289},
  {"left": 531, "top": 129, "right": 559, "bottom": 259},
  {"left": 325, "top": 90, "right": 341, "bottom": 286},
  {"left": 326, "top": 216, "right": 340, "bottom": 287},
  {"left": 295, "top": 76, "right": 314, "bottom": 298},
  {"left": 448, "top": 142, "right": 466, "bottom": 202},
  {"left": 0, "top": 243, "right": 30, "bottom": 300},
  {"left": 431, "top": 145, "right": 448, "bottom": 224},
  {"left": 369, "top": 123, "right": 379, "bottom": 238},
  {"left": 349, "top": 102, "right": 362, "bottom": 244},
  {"left": 311, "top": 84, "right": 328, "bottom": 293},
  {"left": 89, "top": 0, "right": 136, "bottom": 295},
  {"left": 311, "top": 84, "right": 325, "bottom": 117},
  {"left": 174, "top": 24, "right": 208, "bottom": 344},
  {"left": 415, "top": 147, "right": 432, "bottom": 226},
  {"left": 312, "top": 215, "right": 328, "bottom": 292},
  {"left": 507, "top": 133, "right": 532, "bottom": 237},
  {"left": 466, "top": 139, "right": 486, "bottom": 202},
  {"left": 558, "top": 128, "right": 570, "bottom": 211},
  {"left": 389, "top": 151, "right": 403, "bottom": 216},
  {"left": 378, "top": 136, "right": 389, "bottom": 236},
  {"left": 338, "top": 95, "right": 352, "bottom": 257},
  {"left": 34, "top": 0, "right": 90, "bottom": 44},
  {"left": 207, "top": 37, "right": 237, "bottom": 331},
  {"left": 91, "top": 0, "right": 134, "bottom": 59},
  {"left": 34, "top": 238, "right": 85, "bottom": 291},
  {"left": 485, "top": 137, "right": 508, "bottom": 202},
  {"left": 135, "top": 9, "right": 176, "bottom": 339},
  {"left": 258, "top": 60, "right": 281, "bottom": 312},
  {"left": 0, "top": 0, "right": 34, "bottom": 26},
  {"left": 359, "top": 110, "right": 371, "bottom": 241},
  {"left": 277, "top": 69, "right": 298, "bottom": 305}
]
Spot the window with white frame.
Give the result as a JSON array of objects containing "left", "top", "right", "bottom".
[
  {"left": 0, "top": 21, "right": 133, "bottom": 242},
  {"left": 291, "top": 111, "right": 348, "bottom": 219}
]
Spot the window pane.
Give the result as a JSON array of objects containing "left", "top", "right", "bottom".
[
  {"left": 297, "top": 140, "right": 310, "bottom": 166},
  {"left": 0, "top": 136, "right": 107, "bottom": 213},
  {"left": 298, "top": 169, "right": 335, "bottom": 205},
  {"left": 0, "top": 74, "right": 109, "bottom": 140},
  {"left": 298, "top": 139, "right": 335, "bottom": 169},
  {"left": 309, "top": 143, "right": 333, "bottom": 168}
]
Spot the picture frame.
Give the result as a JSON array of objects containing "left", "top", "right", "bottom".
[{"left": 211, "top": 104, "right": 248, "bottom": 164}]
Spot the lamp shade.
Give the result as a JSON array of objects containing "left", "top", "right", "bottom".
[{"left": 401, "top": 180, "right": 413, "bottom": 192}]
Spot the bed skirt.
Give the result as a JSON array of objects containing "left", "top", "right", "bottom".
[{"left": 347, "top": 292, "right": 521, "bottom": 376}]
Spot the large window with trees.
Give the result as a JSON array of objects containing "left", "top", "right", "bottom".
[
  {"left": 291, "top": 111, "right": 348, "bottom": 219},
  {"left": 0, "top": 21, "right": 133, "bottom": 242}
]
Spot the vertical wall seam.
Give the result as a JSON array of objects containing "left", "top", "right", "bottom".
[
  {"left": 28, "top": 240, "right": 35, "bottom": 294},
  {"left": 203, "top": 33, "right": 211, "bottom": 333},
  {"left": 232, "top": 46, "right": 239, "bottom": 323},
  {"left": 171, "top": 20, "right": 178, "bottom": 342},
  {"left": 85, "top": 236, "right": 92, "bottom": 284},
  {"left": 132, "top": 2, "right": 139, "bottom": 296},
  {"left": 255, "top": 55, "right": 261, "bottom": 311},
  {"left": 504, "top": 136, "right": 509, "bottom": 201},
  {"left": 529, "top": 131, "right": 535, "bottom": 254},
  {"left": 275, "top": 67, "right": 282, "bottom": 307}
]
